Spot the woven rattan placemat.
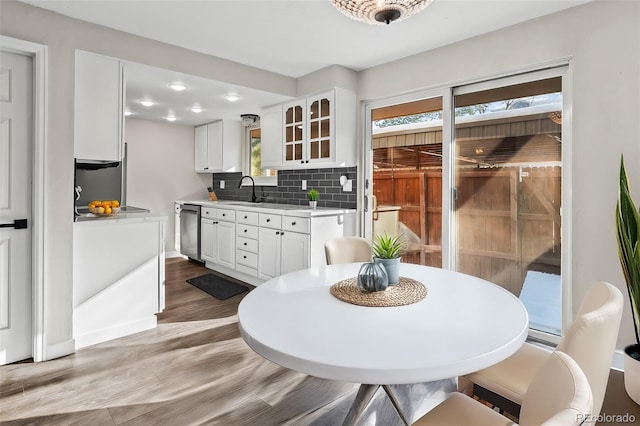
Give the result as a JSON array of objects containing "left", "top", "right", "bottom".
[{"left": 330, "top": 276, "right": 427, "bottom": 307}]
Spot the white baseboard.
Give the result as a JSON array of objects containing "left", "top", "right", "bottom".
[
  {"left": 165, "top": 250, "right": 183, "bottom": 259},
  {"left": 74, "top": 316, "right": 157, "bottom": 350},
  {"left": 612, "top": 349, "right": 625, "bottom": 371},
  {"left": 45, "top": 338, "right": 76, "bottom": 360}
]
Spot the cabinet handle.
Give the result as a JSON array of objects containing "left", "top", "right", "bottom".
[
  {"left": 222, "top": 213, "right": 226, "bottom": 217},
  {"left": 244, "top": 229, "right": 247, "bottom": 233},
  {"left": 291, "top": 221, "right": 296, "bottom": 226},
  {"left": 244, "top": 242, "right": 247, "bottom": 246},
  {"left": 244, "top": 215, "right": 248, "bottom": 219},
  {"left": 305, "top": 160, "right": 309, "bottom": 163},
  {"left": 276, "top": 231, "right": 280, "bottom": 235},
  {"left": 266, "top": 218, "right": 270, "bottom": 222},
  {"left": 281, "top": 231, "right": 285, "bottom": 235},
  {"left": 243, "top": 255, "right": 247, "bottom": 259}
]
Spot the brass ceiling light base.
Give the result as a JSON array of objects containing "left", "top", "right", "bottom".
[{"left": 330, "top": 0, "right": 433, "bottom": 25}]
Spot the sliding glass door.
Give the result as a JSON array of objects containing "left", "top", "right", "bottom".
[
  {"left": 364, "top": 66, "right": 569, "bottom": 340},
  {"left": 453, "top": 69, "right": 566, "bottom": 336}
]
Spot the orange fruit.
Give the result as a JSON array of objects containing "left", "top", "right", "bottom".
[
  {"left": 112, "top": 200, "right": 120, "bottom": 207},
  {"left": 104, "top": 206, "right": 112, "bottom": 215}
]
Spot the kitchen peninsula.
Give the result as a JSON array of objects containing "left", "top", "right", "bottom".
[
  {"left": 178, "top": 200, "right": 356, "bottom": 286},
  {"left": 73, "top": 212, "right": 167, "bottom": 349}
]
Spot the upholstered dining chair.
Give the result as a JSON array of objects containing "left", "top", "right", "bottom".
[
  {"left": 324, "top": 236, "right": 372, "bottom": 265},
  {"left": 460, "top": 280, "right": 623, "bottom": 418},
  {"left": 413, "top": 351, "right": 593, "bottom": 426}
]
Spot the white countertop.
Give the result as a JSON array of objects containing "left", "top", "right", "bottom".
[
  {"left": 74, "top": 212, "right": 168, "bottom": 225},
  {"left": 238, "top": 263, "right": 528, "bottom": 385},
  {"left": 177, "top": 199, "right": 356, "bottom": 218}
]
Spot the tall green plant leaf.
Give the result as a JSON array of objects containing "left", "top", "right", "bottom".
[{"left": 616, "top": 155, "right": 640, "bottom": 344}]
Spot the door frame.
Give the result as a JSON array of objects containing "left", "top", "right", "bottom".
[
  {"left": 0, "top": 36, "right": 48, "bottom": 362},
  {"left": 360, "top": 88, "right": 452, "bottom": 267}
]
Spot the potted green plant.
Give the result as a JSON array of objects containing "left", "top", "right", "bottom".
[
  {"left": 307, "top": 189, "right": 319, "bottom": 209},
  {"left": 615, "top": 155, "right": 640, "bottom": 404},
  {"left": 372, "top": 233, "right": 404, "bottom": 284}
]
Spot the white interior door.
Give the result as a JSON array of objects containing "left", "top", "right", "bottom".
[{"left": 0, "top": 51, "right": 33, "bottom": 364}]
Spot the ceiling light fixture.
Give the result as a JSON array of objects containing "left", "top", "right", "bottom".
[
  {"left": 225, "top": 94, "right": 240, "bottom": 102},
  {"left": 138, "top": 99, "right": 154, "bottom": 107},
  {"left": 241, "top": 114, "right": 260, "bottom": 127},
  {"left": 190, "top": 106, "right": 203, "bottom": 113},
  {"left": 165, "top": 116, "right": 177, "bottom": 122},
  {"left": 168, "top": 83, "right": 188, "bottom": 91},
  {"left": 548, "top": 111, "right": 562, "bottom": 125},
  {"left": 330, "top": 0, "right": 433, "bottom": 25}
]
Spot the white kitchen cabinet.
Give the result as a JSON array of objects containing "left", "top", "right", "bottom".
[
  {"left": 195, "top": 120, "right": 242, "bottom": 173},
  {"left": 258, "top": 213, "right": 311, "bottom": 280},
  {"left": 260, "top": 104, "right": 284, "bottom": 168},
  {"left": 258, "top": 227, "right": 281, "bottom": 280},
  {"left": 279, "top": 88, "right": 356, "bottom": 169},
  {"left": 281, "top": 231, "right": 310, "bottom": 275},
  {"left": 201, "top": 208, "right": 236, "bottom": 269},
  {"left": 74, "top": 50, "right": 124, "bottom": 161}
]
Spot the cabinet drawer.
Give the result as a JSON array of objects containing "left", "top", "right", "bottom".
[
  {"left": 236, "top": 263, "right": 258, "bottom": 278},
  {"left": 236, "top": 224, "right": 259, "bottom": 239},
  {"left": 237, "top": 236, "right": 258, "bottom": 253},
  {"left": 216, "top": 209, "right": 235, "bottom": 222},
  {"left": 259, "top": 213, "right": 282, "bottom": 229},
  {"left": 202, "top": 207, "right": 216, "bottom": 218},
  {"left": 236, "top": 250, "right": 258, "bottom": 269},
  {"left": 236, "top": 210, "right": 259, "bottom": 226},
  {"left": 282, "top": 216, "right": 310, "bottom": 234}
]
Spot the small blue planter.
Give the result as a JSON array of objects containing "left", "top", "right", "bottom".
[{"left": 373, "top": 257, "right": 400, "bottom": 285}]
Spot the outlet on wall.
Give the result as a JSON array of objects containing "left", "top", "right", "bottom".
[
  {"left": 220, "top": 180, "right": 225, "bottom": 189},
  {"left": 302, "top": 180, "right": 307, "bottom": 190}
]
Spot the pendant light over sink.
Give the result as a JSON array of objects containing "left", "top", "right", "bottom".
[{"left": 330, "top": 0, "right": 433, "bottom": 25}]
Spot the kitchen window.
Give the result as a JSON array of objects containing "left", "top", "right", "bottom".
[{"left": 245, "top": 125, "right": 277, "bottom": 186}]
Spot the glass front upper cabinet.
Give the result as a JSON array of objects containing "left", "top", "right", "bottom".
[
  {"left": 307, "top": 94, "right": 332, "bottom": 161},
  {"left": 284, "top": 100, "right": 305, "bottom": 163}
]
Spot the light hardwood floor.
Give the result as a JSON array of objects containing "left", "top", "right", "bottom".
[{"left": 1, "top": 258, "right": 638, "bottom": 425}]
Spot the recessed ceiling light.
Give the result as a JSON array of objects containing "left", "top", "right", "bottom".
[
  {"left": 225, "top": 94, "right": 240, "bottom": 102},
  {"left": 138, "top": 99, "right": 154, "bottom": 107},
  {"left": 124, "top": 110, "right": 133, "bottom": 116},
  {"left": 165, "top": 116, "right": 177, "bottom": 122},
  {"left": 190, "top": 106, "right": 203, "bottom": 113},
  {"left": 168, "top": 83, "right": 188, "bottom": 91}
]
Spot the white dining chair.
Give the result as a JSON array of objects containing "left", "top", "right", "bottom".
[
  {"left": 461, "top": 280, "right": 623, "bottom": 418},
  {"left": 324, "top": 236, "right": 372, "bottom": 265},
  {"left": 413, "top": 351, "right": 593, "bottom": 426}
]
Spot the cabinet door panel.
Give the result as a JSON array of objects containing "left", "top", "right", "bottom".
[
  {"left": 195, "top": 126, "right": 208, "bottom": 172},
  {"left": 207, "top": 121, "right": 223, "bottom": 171},
  {"left": 281, "top": 231, "right": 309, "bottom": 275},
  {"left": 258, "top": 228, "right": 281, "bottom": 280},
  {"left": 201, "top": 219, "right": 216, "bottom": 262},
  {"left": 216, "top": 221, "right": 235, "bottom": 269},
  {"left": 261, "top": 104, "right": 283, "bottom": 168},
  {"left": 74, "top": 51, "right": 122, "bottom": 161}
]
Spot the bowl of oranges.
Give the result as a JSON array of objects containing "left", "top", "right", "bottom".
[{"left": 88, "top": 200, "right": 120, "bottom": 216}]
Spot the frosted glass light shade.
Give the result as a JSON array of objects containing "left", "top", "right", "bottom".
[{"left": 330, "top": 0, "right": 433, "bottom": 25}]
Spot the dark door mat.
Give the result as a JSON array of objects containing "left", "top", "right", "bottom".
[{"left": 186, "top": 273, "right": 249, "bottom": 300}]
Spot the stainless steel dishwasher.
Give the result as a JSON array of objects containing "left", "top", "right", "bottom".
[{"left": 180, "top": 203, "right": 202, "bottom": 262}]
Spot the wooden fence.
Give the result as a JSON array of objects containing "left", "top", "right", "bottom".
[{"left": 373, "top": 166, "right": 561, "bottom": 296}]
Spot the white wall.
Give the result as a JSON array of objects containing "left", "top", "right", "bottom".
[
  {"left": 125, "top": 118, "right": 210, "bottom": 253},
  {"left": 0, "top": 0, "right": 295, "bottom": 356},
  {"left": 358, "top": 0, "right": 640, "bottom": 349}
]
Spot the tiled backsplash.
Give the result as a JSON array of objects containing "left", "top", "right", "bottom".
[{"left": 212, "top": 167, "right": 357, "bottom": 209}]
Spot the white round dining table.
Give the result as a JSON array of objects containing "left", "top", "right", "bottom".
[{"left": 238, "top": 262, "right": 528, "bottom": 424}]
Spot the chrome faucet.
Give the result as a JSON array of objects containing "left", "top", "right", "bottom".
[{"left": 238, "top": 175, "right": 258, "bottom": 203}]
